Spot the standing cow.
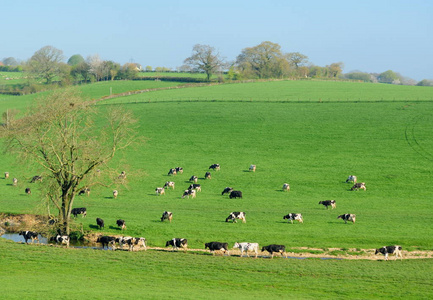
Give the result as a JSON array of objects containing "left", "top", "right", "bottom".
[
  {"left": 161, "top": 211, "right": 173, "bottom": 222},
  {"left": 319, "top": 200, "right": 336, "bottom": 209},
  {"left": 283, "top": 213, "right": 303, "bottom": 224},
  {"left": 337, "top": 214, "right": 356, "bottom": 224},
  {"left": 375, "top": 245, "right": 403, "bottom": 261},
  {"left": 282, "top": 183, "right": 290, "bottom": 192},
  {"left": 225, "top": 212, "right": 246, "bottom": 223}
]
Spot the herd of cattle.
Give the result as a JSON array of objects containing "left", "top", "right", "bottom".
[{"left": 5, "top": 168, "right": 402, "bottom": 260}]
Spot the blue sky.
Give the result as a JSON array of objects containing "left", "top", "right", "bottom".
[{"left": 1, "top": 0, "right": 432, "bottom": 80}]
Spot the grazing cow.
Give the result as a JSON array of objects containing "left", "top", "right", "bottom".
[
  {"left": 351, "top": 182, "right": 366, "bottom": 191},
  {"left": 282, "top": 183, "right": 290, "bottom": 192},
  {"left": 97, "top": 235, "right": 116, "bottom": 250},
  {"left": 188, "top": 184, "right": 201, "bottom": 192},
  {"left": 113, "top": 190, "right": 119, "bottom": 198},
  {"left": 175, "top": 167, "right": 183, "bottom": 174},
  {"left": 4, "top": 172, "right": 9, "bottom": 179},
  {"left": 53, "top": 235, "right": 70, "bottom": 247},
  {"left": 118, "top": 171, "right": 127, "bottom": 179},
  {"left": 229, "top": 190, "right": 242, "bottom": 199},
  {"left": 12, "top": 178, "right": 18, "bottom": 186},
  {"left": 25, "top": 187, "right": 31, "bottom": 194},
  {"left": 226, "top": 211, "right": 246, "bottom": 223},
  {"left": 189, "top": 175, "right": 198, "bottom": 183},
  {"left": 96, "top": 217, "right": 104, "bottom": 229},
  {"left": 249, "top": 164, "right": 256, "bottom": 172},
  {"left": 19, "top": 231, "right": 39, "bottom": 244},
  {"left": 168, "top": 168, "right": 177, "bottom": 176},
  {"left": 209, "top": 164, "right": 220, "bottom": 171},
  {"left": 221, "top": 187, "right": 233, "bottom": 195},
  {"left": 166, "top": 238, "right": 188, "bottom": 251},
  {"left": 319, "top": 200, "right": 336, "bottom": 209},
  {"left": 205, "top": 242, "right": 229, "bottom": 255},
  {"left": 204, "top": 172, "right": 211, "bottom": 179},
  {"left": 163, "top": 181, "right": 175, "bottom": 189},
  {"left": 233, "top": 242, "right": 259, "bottom": 258},
  {"left": 116, "top": 219, "right": 126, "bottom": 230},
  {"left": 261, "top": 244, "right": 286, "bottom": 258},
  {"left": 116, "top": 236, "right": 146, "bottom": 251},
  {"left": 345, "top": 175, "right": 357, "bottom": 184},
  {"left": 71, "top": 207, "right": 87, "bottom": 218},
  {"left": 337, "top": 214, "right": 356, "bottom": 224},
  {"left": 182, "top": 189, "right": 196, "bottom": 199},
  {"left": 30, "top": 175, "right": 42, "bottom": 183},
  {"left": 78, "top": 188, "right": 90, "bottom": 196},
  {"left": 283, "top": 213, "right": 304, "bottom": 224},
  {"left": 375, "top": 245, "right": 403, "bottom": 261},
  {"left": 155, "top": 187, "right": 165, "bottom": 196},
  {"left": 161, "top": 211, "right": 173, "bottom": 222}
]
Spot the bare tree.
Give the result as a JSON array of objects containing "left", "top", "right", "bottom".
[
  {"left": 1, "top": 89, "right": 137, "bottom": 234},
  {"left": 184, "top": 44, "right": 226, "bottom": 80},
  {"left": 26, "top": 46, "right": 64, "bottom": 84}
]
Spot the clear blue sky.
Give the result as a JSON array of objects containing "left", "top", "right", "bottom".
[{"left": 1, "top": 0, "right": 432, "bottom": 80}]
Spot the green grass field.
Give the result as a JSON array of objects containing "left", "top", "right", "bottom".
[{"left": 1, "top": 80, "right": 433, "bottom": 298}]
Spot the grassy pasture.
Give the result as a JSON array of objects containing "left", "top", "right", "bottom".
[
  {"left": 1, "top": 239, "right": 432, "bottom": 299},
  {"left": 137, "top": 71, "right": 216, "bottom": 79}
]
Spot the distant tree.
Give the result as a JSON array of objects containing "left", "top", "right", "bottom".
[
  {"left": 345, "top": 72, "right": 372, "bottom": 82},
  {"left": 145, "top": 65, "right": 152, "bottom": 72},
  {"left": 26, "top": 46, "right": 64, "bottom": 84},
  {"left": 236, "top": 41, "right": 289, "bottom": 79},
  {"left": 417, "top": 79, "right": 433, "bottom": 86},
  {"left": 106, "top": 61, "right": 121, "bottom": 81},
  {"left": 71, "top": 61, "right": 91, "bottom": 83},
  {"left": 184, "top": 44, "right": 226, "bottom": 80},
  {"left": 308, "top": 65, "right": 327, "bottom": 78},
  {"left": 118, "top": 63, "right": 139, "bottom": 80},
  {"left": 2, "top": 57, "right": 18, "bottom": 66},
  {"left": 286, "top": 52, "right": 308, "bottom": 69},
  {"left": 87, "top": 54, "right": 108, "bottom": 81},
  {"left": 67, "top": 54, "right": 85, "bottom": 66},
  {"left": 327, "top": 62, "right": 344, "bottom": 78},
  {"left": 0, "top": 89, "right": 137, "bottom": 235},
  {"left": 378, "top": 70, "right": 399, "bottom": 84}
]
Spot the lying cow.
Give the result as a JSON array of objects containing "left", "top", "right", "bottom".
[
  {"left": 116, "top": 219, "right": 126, "bottom": 230},
  {"left": 19, "top": 231, "right": 39, "bottom": 244},
  {"left": 97, "top": 235, "right": 116, "bottom": 250},
  {"left": 209, "top": 164, "right": 220, "bottom": 171},
  {"left": 53, "top": 235, "right": 70, "bottom": 247},
  {"left": 155, "top": 187, "right": 165, "bottom": 195},
  {"left": 233, "top": 242, "right": 259, "bottom": 258},
  {"left": 319, "top": 200, "right": 336, "bottom": 209},
  {"left": 283, "top": 213, "right": 303, "bottom": 224},
  {"left": 71, "top": 207, "right": 87, "bottom": 218},
  {"left": 164, "top": 181, "right": 175, "bottom": 189},
  {"left": 229, "top": 190, "right": 242, "bottom": 199},
  {"left": 205, "top": 241, "right": 229, "bottom": 256},
  {"left": 188, "top": 184, "right": 201, "bottom": 192},
  {"left": 182, "top": 189, "right": 196, "bottom": 199},
  {"left": 282, "top": 183, "right": 290, "bottom": 192},
  {"left": 96, "top": 217, "right": 104, "bottom": 229},
  {"left": 226, "top": 211, "right": 246, "bottom": 223},
  {"left": 221, "top": 187, "right": 233, "bottom": 195},
  {"left": 345, "top": 175, "right": 357, "bottom": 183},
  {"left": 351, "top": 182, "right": 366, "bottom": 191},
  {"left": 166, "top": 238, "right": 188, "bottom": 251},
  {"left": 261, "top": 244, "right": 286, "bottom": 258},
  {"left": 375, "top": 245, "right": 403, "bottom": 261},
  {"left": 337, "top": 214, "right": 356, "bottom": 224},
  {"left": 161, "top": 211, "right": 173, "bottom": 222}
]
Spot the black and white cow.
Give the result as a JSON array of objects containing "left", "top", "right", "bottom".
[
  {"left": 71, "top": 207, "right": 87, "bottom": 218},
  {"left": 189, "top": 175, "right": 198, "bottom": 183},
  {"left": 175, "top": 167, "right": 183, "bottom": 174},
  {"left": 78, "top": 188, "right": 90, "bottom": 196},
  {"left": 164, "top": 181, "right": 175, "bottom": 189},
  {"left": 337, "top": 214, "right": 356, "bottom": 224},
  {"left": 168, "top": 168, "right": 177, "bottom": 176},
  {"left": 97, "top": 235, "right": 116, "bottom": 250},
  {"left": 116, "top": 219, "right": 126, "bottom": 230},
  {"left": 249, "top": 164, "right": 256, "bottom": 172},
  {"left": 221, "top": 187, "right": 233, "bottom": 195},
  {"left": 116, "top": 236, "right": 146, "bottom": 251},
  {"left": 30, "top": 175, "right": 42, "bottom": 183},
  {"left": 261, "top": 244, "right": 286, "bottom": 258},
  {"left": 282, "top": 183, "right": 290, "bottom": 192},
  {"left": 319, "top": 200, "right": 336, "bottom": 209},
  {"left": 96, "top": 217, "right": 104, "bottom": 229},
  {"left": 229, "top": 190, "right": 242, "bottom": 199},
  {"left": 351, "top": 182, "right": 366, "bottom": 191},
  {"left": 113, "top": 190, "right": 119, "bottom": 198},
  {"left": 161, "top": 211, "right": 173, "bottom": 222},
  {"left": 375, "top": 245, "right": 403, "bottom": 261},
  {"left": 205, "top": 242, "right": 229, "bottom": 255},
  {"left": 209, "top": 164, "right": 220, "bottom": 171},
  {"left": 4, "top": 172, "right": 9, "bottom": 179},
  {"left": 25, "top": 187, "right": 31, "bottom": 194},
  {"left": 283, "top": 213, "right": 303, "bottom": 224},
  {"left": 233, "top": 242, "right": 259, "bottom": 258},
  {"left": 19, "top": 231, "right": 39, "bottom": 244},
  {"left": 53, "top": 235, "right": 70, "bottom": 247},
  {"left": 182, "top": 189, "right": 196, "bottom": 199},
  {"left": 226, "top": 211, "right": 246, "bottom": 223},
  {"left": 188, "top": 184, "right": 201, "bottom": 192},
  {"left": 345, "top": 175, "right": 357, "bottom": 184},
  {"left": 166, "top": 238, "right": 188, "bottom": 251},
  {"left": 204, "top": 172, "right": 211, "bottom": 179},
  {"left": 155, "top": 187, "right": 165, "bottom": 195}
]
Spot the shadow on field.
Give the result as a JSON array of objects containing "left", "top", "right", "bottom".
[
  {"left": 104, "top": 197, "right": 114, "bottom": 199},
  {"left": 108, "top": 226, "right": 122, "bottom": 230}
]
